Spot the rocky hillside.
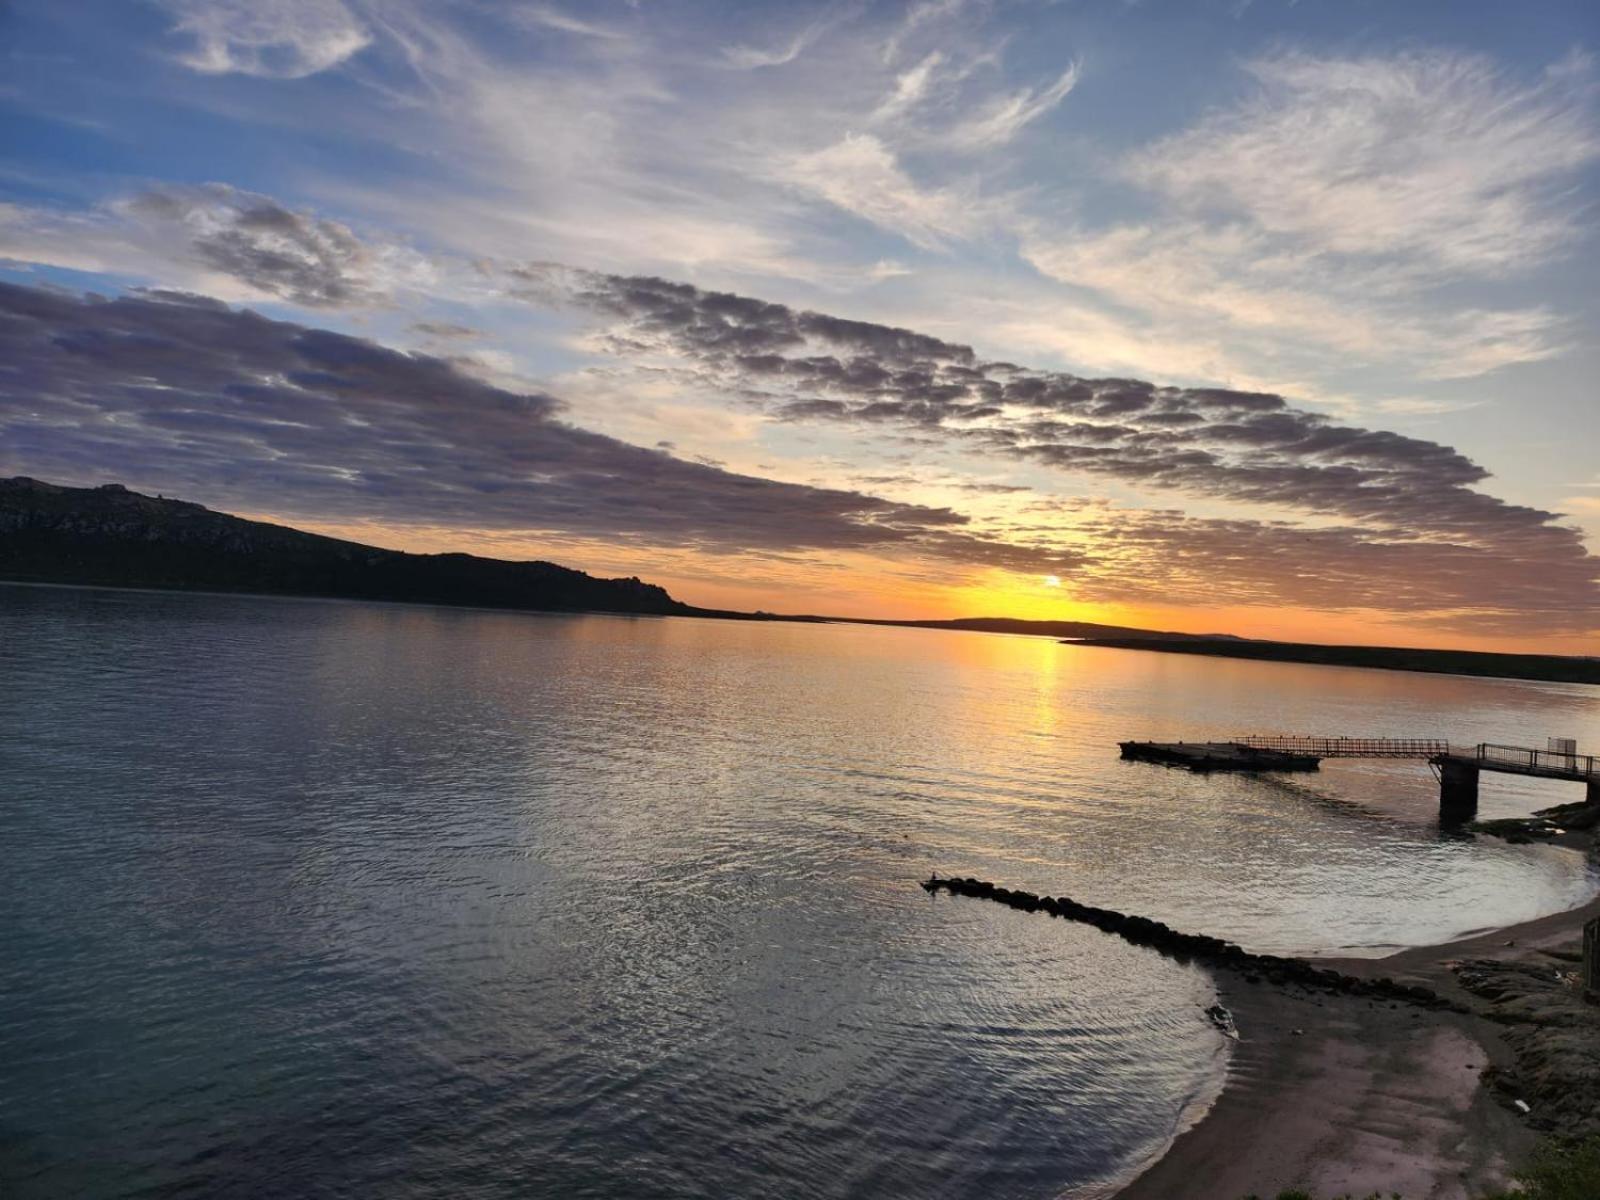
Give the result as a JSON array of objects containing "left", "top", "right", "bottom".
[{"left": 0, "top": 477, "right": 690, "bottom": 616}]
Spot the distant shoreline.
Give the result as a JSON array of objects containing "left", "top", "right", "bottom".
[
  {"left": 1071, "top": 635, "right": 1600, "bottom": 686},
  {"left": 5, "top": 577, "right": 1596, "bottom": 689}
]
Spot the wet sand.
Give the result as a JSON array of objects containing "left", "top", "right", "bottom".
[{"left": 1118, "top": 892, "right": 1600, "bottom": 1199}]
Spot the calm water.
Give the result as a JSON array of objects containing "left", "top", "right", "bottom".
[{"left": 3, "top": 585, "right": 1597, "bottom": 1199}]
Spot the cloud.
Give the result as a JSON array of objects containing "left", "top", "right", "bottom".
[
  {"left": 2, "top": 267, "right": 1590, "bottom": 631},
  {"left": 1021, "top": 49, "right": 1597, "bottom": 382},
  {"left": 118, "top": 185, "right": 427, "bottom": 307},
  {"left": 1053, "top": 507, "right": 1599, "bottom": 633},
  {"left": 863, "top": 4, "right": 1072, "bottom": 152},
  {"left": 1020, "top": 219, "right": 1567, "bottom": 380},
  {"left": 872, "top": 51, "right": 946, "bottom": 121},
  {"left": 409, "top": 320, "right": 481, "bottom": 341},
  {"left": 7, "top": 175, "right": 1589, "bottom": 629},
  {"left": 721, "top": 11, "right": 839, "bottom": 69},
  {"left": 775, "top": 133, "right": 993, "bottom": 249},
  {"left": 544, "top": 269, "right": 1599, "bottom": 633},
  {"left": 945, "top": 63, "right": 1079, "bottom": 149},
  {"left": 0, "top": 185, "right": 433, "bottom": 308},
  {"left": 300, "top": 2, "right": 864, "bottom": 284},
  {"left": 1130, "top": 49, "right": 1599, "bottom": 276},
  {"left": 99, "top": 12, "right": 1592, "bottom": 401},
  {"left": 322, "top": 3, "right": 1052, "bottom": 272},
  {"left": 160, "top": 0, "right": 371, "bottom": 78},
  {"left": 880, "top": 0, "right": 966, "bottom": 66},
  {"left": 513, "top": 6, "right": 629, "bottom": 42},
  {"left": 0, "top": 281, "right": 1074, "bottom": 578}
]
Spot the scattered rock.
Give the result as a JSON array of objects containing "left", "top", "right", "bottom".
[{"left": 1456, "top": 949, "right": 1600, "bottom": 1138}]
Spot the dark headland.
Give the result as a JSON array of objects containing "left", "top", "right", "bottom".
[
  {"left": 4, "top": 477, "right": 1596, "bottom": 686},
  {"left": 0, "top": 476, "right": 691, "bottom": 617}
]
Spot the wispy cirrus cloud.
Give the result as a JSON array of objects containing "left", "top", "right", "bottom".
[
  {"left": 158, "top": 0, "right": 372, "bottom": 79},
  {"left": 513, "top": 5, "right": 631, "bottom": 43},
  {"left": 872, "top": 50, "right": 947, "bottom": 121},
  {"left": 1024, "top": 48, "right": 1598, "bottom": 381},
  {"left": 880, "top": 0, "right": 967, "bottom": 67},
  {"left": 721, "top": 9, "right": 840, "bottom": 70},
  {"left": 1021, "top": 219, "right": 1567, "bottom": 380},
  {"left": 1131, "top": 49, "right": 1599, "bottom": 276},
  {"left": 127, "top": 6, "right": 1592, "bottom": 399},
  {"left": 774, "top": 133, "right": 999, "bottom": 249},
  {"left": 944, "top": 63, "right": 1080, "bottom": 150}
]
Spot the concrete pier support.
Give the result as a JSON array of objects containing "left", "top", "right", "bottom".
[
  {"left": 1589, "top": 777, "right": 1600, "bottom": 807},
  {"left": 1439, "top": 759, "right": 1480, "bottom": 822}
]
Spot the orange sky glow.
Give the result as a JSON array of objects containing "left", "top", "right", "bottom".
[{"left": 271, "top": 516, "right": 1596, "bottom": 657}]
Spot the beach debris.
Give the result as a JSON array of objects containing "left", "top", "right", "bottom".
[
  {"left": 1515, "top": 1099, "right": 1532, "bottom": 1114},
  {"left": 1291, "top": 1028, "right": 1305, "bottom": 1036},
  {"left": 1204, "top": 1003, "right": 1240, "bottom": 1039}
]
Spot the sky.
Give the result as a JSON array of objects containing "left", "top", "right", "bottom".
[{"left": 1, "top": 0, "right": 1597, "bottom": 652}]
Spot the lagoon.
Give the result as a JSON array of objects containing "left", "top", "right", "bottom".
[{"left": 2, "top": 584, "right": 1595, "bottom": 1198}]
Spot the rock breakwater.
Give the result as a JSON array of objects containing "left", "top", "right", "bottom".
[{"left": 921, "top": 874, "right": 1463, "bottom": 1011}]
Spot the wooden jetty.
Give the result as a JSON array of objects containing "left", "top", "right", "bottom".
[
  {"left": 1119, "top": 741, "right": 1321, "bottom": 772},
  {"left": 1121, "top": 736, "right": 1600, "bottom": 822}
]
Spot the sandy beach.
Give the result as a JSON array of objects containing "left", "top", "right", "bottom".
[{"left": 1117, "top": 891, "right": 1600, "bottom": 1199}]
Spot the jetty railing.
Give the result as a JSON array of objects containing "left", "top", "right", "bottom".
[
  {"left": 1474, "top": 743, "right": 1600, "bottom": 779},
  {"left": 1233, "top": 736, "right": 1449, "bottom": 759}
]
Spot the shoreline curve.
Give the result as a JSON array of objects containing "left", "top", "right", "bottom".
[{"left": 1113, "top": 888, "right": 1600, "bottom": 1199}]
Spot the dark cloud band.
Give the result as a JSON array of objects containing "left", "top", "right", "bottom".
[
  {"left": 0, "top": 282, "right": 1077, "bottom": 577},
  {"left": 537, "top": 268, "right": 1598, "bottom": 633}
]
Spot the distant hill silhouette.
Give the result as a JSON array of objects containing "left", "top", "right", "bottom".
[
  {"left": 0, "top": 477, "right": 689, "bottom": 616},
  {"left": 3, "top": 477, "right": 1594, "bottom": 685},
  {"left": 0, "top": 478, "right": 1227, "bottom": 638}
]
